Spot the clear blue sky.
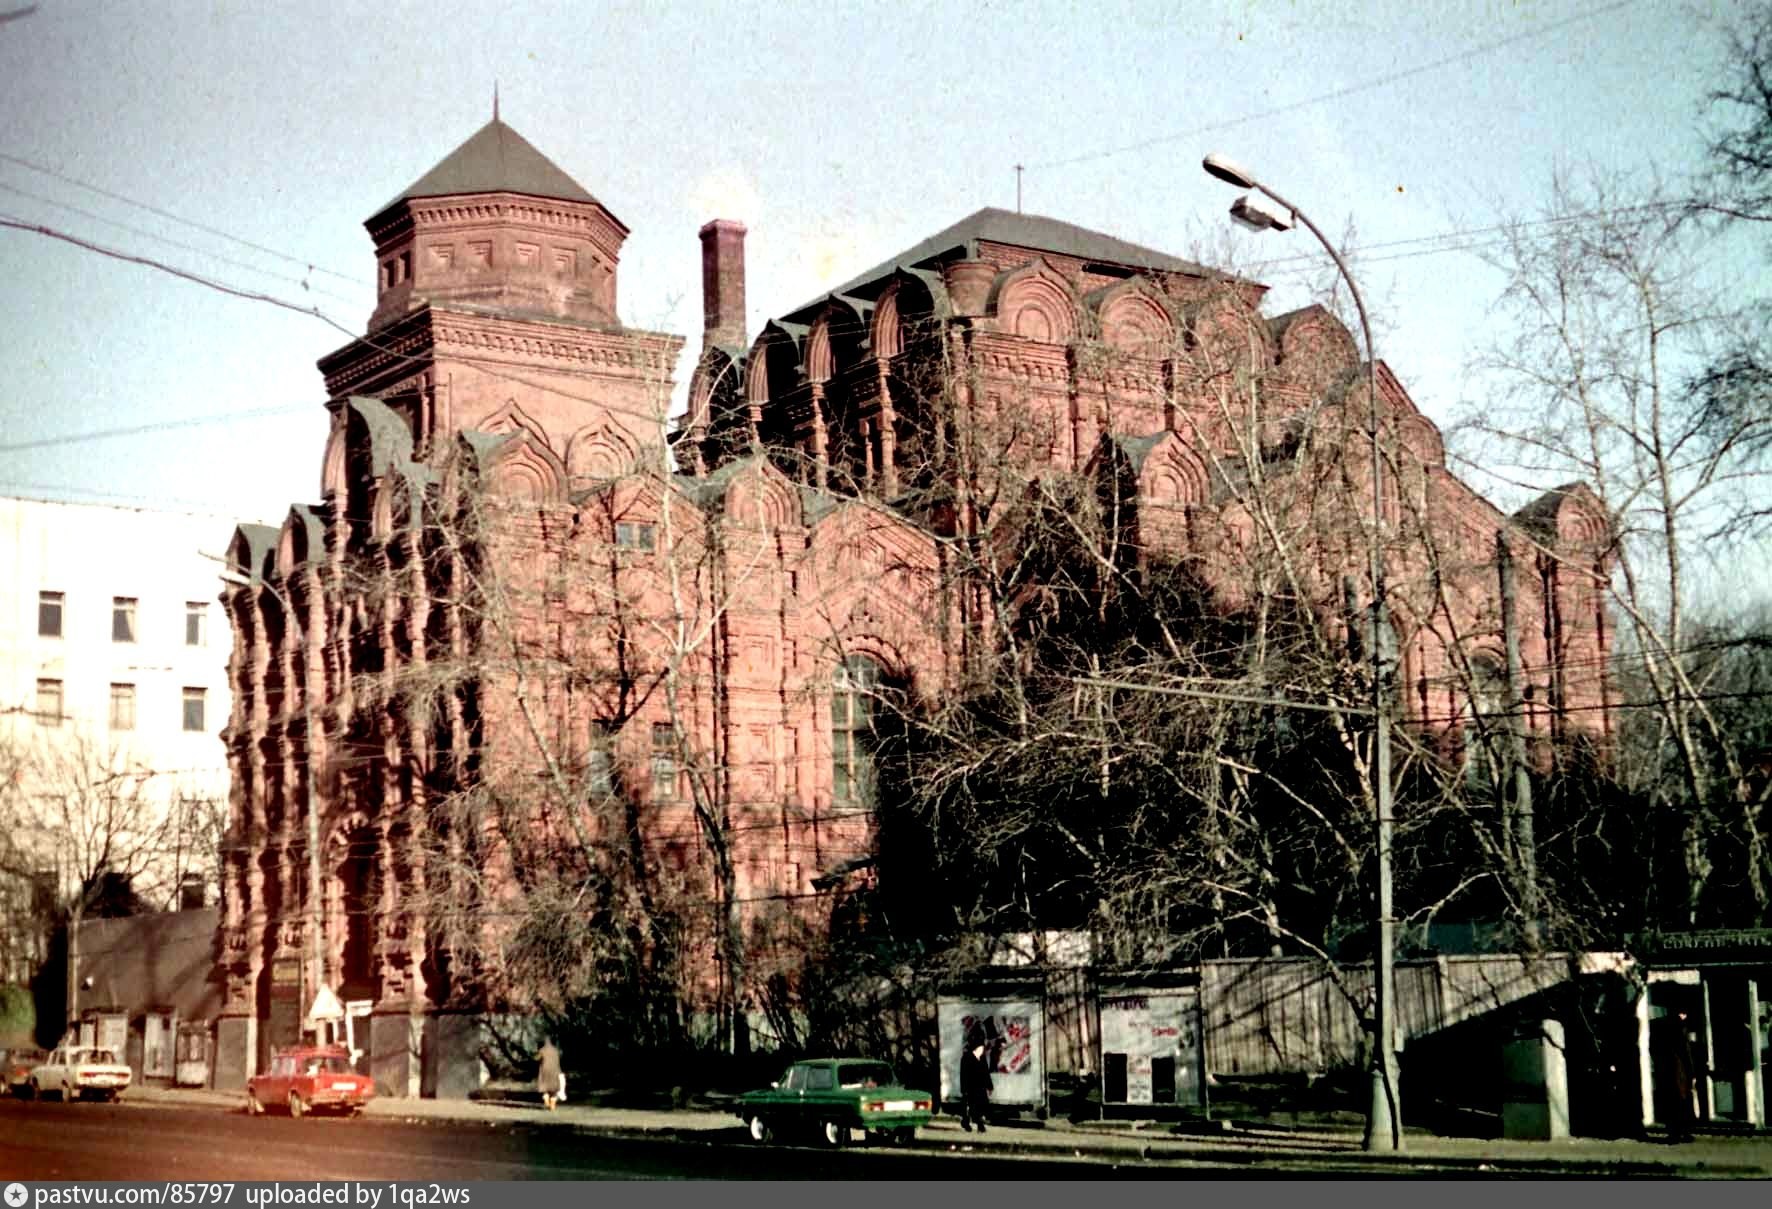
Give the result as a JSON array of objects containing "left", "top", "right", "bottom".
[{"left": 0, "top": 0, "right": 1752, "bottom": 528}]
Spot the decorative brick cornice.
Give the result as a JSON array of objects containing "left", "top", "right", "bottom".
[
  {"left": 320, "top": 320, "right": 437, "bottom": 396},
  {"left": 432, "top": 310, "right": 682, "bottom": 377},
  {"left": 366, "top": 194, "right": 628, "bottom": 264},
  {"left": 319, "top": 307, "right": 683, "bottom": 395}
]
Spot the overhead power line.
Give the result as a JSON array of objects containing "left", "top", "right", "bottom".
[
  {"left": 0, "top": 150, "right": 358, "bottom": 283},
  {"left": 1024, "top": 0, "right": 1641, "bottom": 172},
  {"left": 0, "top": 180, "right": 362, "bottom": 307},
  {"left": 0, "top": 215, "right": 333, "bottom": 320},
  {"left": 0, "top": 403, "right": 312, "bottom": 455}
]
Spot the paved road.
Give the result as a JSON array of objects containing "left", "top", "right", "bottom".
[{"left": 0, "top": 1100, "right": 1213, "bottom": 1181}]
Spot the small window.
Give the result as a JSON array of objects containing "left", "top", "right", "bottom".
[
  {"left": 589, "top": 720, "right": 615, "bottom": 796},
  {"left": 616, "top": 522, "right": 657, "bottom": 551},
  {"left": 783, "top": 1065, "right": 809, "bottom": 1092},
  {"left": 35, "top": 679, "right": 63, "bottom": 725},
  {"left": 806, "top": 1064, "right": 835, "bottom": 1091},
  {"left": 109, "top": 683, "right": 136, "bottom": 731},
  {"left": 650, "top": 723, "right": 677, "bottom": 800},
  {"left": 38, "top": 591, "right": 63, "bottom": 638},
  {"left": 112, "top": 597, "right": 137, "bottom": 643},
  {"left": 182, "top": 687, "right": 206, "bottom": 732},
  {"left": 185, "top": 602, "right": 207, "bottom": 647}
]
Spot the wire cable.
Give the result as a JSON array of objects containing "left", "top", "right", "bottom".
[{"left": 0, "top": 149, "right": 357, "bottom": 283}]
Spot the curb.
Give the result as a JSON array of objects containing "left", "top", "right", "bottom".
[{"left": 109, "top": 1088, "right": 1768, "bottom": 1178}]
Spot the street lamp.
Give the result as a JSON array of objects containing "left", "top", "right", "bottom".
[
  {"left": 218, "top": 567, "right": 330, "bottom": 1046},
  {"left": 1201, "top": 153, "right": 1401, "bottom": 1152}
]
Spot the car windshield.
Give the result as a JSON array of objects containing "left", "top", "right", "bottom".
[
  {"left": 303, "top": 1056, "right": 354, "bottom": 1074},
  {"left": 838, "top": 1062, "right": 895, "bottom": 1089}
]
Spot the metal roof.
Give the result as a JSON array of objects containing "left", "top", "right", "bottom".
[
  {"left": 799, "top": 207, "right": 1208, "bottom": 313},
  {"left": 379, "top": 119, "right": 599, "bottom": 213}
]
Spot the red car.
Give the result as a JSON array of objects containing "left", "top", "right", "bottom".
[
  {"left": 3, "top": 1047, "right": 48, "bottom": 1097},
  {"left": 247, "top": 1046, "right": 374, "bottom": 1118}
]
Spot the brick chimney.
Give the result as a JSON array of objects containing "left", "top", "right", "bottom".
[{"left": 699, "top": 219, "right": 747, "bottom": 348}]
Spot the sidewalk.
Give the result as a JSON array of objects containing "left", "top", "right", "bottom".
[{"left": 120, "top": 1084, "right": 1772, "bottom": 1177}]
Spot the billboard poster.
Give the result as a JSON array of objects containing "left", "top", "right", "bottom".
[
  {"left": 937, "top": 996, "right": 1045, "bottom": 1108},
  {"left": 1100, "top": 989, "right": 1202, "bottom": 1106}
]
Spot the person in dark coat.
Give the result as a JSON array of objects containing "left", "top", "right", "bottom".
[
  {"left": 537, "top": 1038, "right": 563, "bottom": 1112},
  {"left": 959, "top": 1039, "right": 993, "bottom": 1133},
  {"left": 1661, "top": 1010, "right": 1699, "bottom": 1143}
]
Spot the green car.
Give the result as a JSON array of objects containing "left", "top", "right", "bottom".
[{"left": 738, "top": 1058, "right": 933, "bottom": 1147}]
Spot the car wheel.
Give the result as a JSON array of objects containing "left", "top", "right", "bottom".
[
  {"left": 246, "top": 1091, "right": 264, "bottom": 1116},
  {"left": 746, "top": 1114, "right": 773, "bottom": 1144},
  {"left": 287, "top": 1092, "right": 306, "bottom": 1119},
  {"left": 26, "top": 1079, "right": 40, "bottom": 1102},
  {"left": 62, "top": 1081, "right": 74, "bottom": 1103},
  {"left": 820, "top": 1118, "right": 847, "bottom": 1148}
]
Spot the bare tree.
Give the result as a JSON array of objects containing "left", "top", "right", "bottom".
[
  {"left": 1459, "top": 166, "right": 1772, "bottom": 924},
  {"left": 0, "top": 723, "right": 182, "bottom": 1032}
]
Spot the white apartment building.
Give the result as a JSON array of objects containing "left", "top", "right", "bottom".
[{"left": 0, "top": 496, "right": 240, "bottom": 983}]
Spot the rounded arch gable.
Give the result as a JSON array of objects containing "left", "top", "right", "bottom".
[
  {"left": 993, "top": 261, "right": 1079, "bottom": 345},
  {"left": 1096, "top": 282, "right": 1176, "bottom": 358},
  {"left": 320, "top": 424, "right": 348, "bottom": 500},
  {"left": 1552, "top": 488, "right": 1610, "bottom": 551},
  {"left": 479, "top": 398, "right": 558, "bottom": 454},
  {"left": 1396, "top": 414, "right": 1446, "bottom": 469},
  {"left": 1139, "top": 438, "right": 1209, "bottom": 507},
  {"left": 1274, "top": 306, "right": 1360, "bottom": 391},
  {"left": 1183, "top": 293, "right": 1273, "bottom": 377},
  {"left": 871, "top": 284, "right": 904, "bottom": 359},
  {"left": 725, "top": 467, "right": 798, "bottom": 529},
  {"left": 566, "top": 423, "right": 639, "bottom": 482},
  {"left": 747, "top": 324, "right": 803, "bottom": 406},
  {"left": 488, "top": 438, "right": 566, "bottom": 504}
]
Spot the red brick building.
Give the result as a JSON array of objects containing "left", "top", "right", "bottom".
[{"left": 214, "top": 119, "right": 1612, "bottom": 1095}]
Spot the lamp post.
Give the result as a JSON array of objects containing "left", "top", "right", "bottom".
[
  {"left": 1201, "top": 153, "right": 1401, "bottom": 1152},
  {"left": 220, "top": 569, "right": 327, "bottom": 1046}
]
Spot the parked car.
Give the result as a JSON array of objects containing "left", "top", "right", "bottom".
[
  {"left": 27, "top": 1045, "right": 131, "bottom": 1102},
  {"left": 247, "top": 1045, "right": 374, "bottom": 1118},
  {"left": 3, "top": 1047, "right": 48, "bottom": 1097},
  {"left": 738, "top": 1058, "right": 933, "bottom": 1147}
]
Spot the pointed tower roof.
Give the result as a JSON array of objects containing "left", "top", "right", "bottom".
[{"left": 381, "top": 118, "right": 598, "bottom": 211}]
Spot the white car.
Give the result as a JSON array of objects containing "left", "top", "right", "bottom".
[{"left": 28, "top": 1045, "right": 132, "bottom": 1102}]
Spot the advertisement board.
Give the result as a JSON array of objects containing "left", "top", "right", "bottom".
[
  {"left": 937, "top": 996, "right": 1045, "bottom": 1109},
  {"left": 1099, "top": 988, "right": 1202, "bottom": 1106}
]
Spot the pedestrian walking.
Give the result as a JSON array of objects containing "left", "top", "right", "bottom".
[
  {"left": 960, "top": 1037, "right": 993, "bottom": 1133},
  {"left": 537, "top": 1038, "right": 563, "bottom": 1112}
]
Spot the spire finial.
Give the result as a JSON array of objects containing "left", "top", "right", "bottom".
[{"left": 493, "top": 81, "right": 499, "bottom": 122}]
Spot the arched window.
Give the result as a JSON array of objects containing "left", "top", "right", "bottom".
[{"left": 831, "top": 656, "right": 881, "bottom": 804}]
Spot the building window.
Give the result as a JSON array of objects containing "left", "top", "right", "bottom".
[
  {"left": 38, "top": 591, "right": 64, "bottom": 638},
  {"left": 182, "top": 687, "right": 206, "bottom": 732},
  {"left": 831, "top": 656, "right": 879, "bottom": 803},
  {"left": 589, "top": 720, "right": 615, "bottom": 797},
  {"left": 185, "top": 602, "right": 207, "bottom": 647},
  {"left": 109, "top": 683, "right": 136, "bottom": 731},
  {"left": 112, "top": 597, "right": 137, "bottom": 643},
  {"left": 35, "top": 679, "right": 63, "bottom": 726},
  {"left": 616, "top": 521, "right": 656, "bottom": 551},
  {"left": 651, "top": 723, "right": 677, "bottom": 800}
]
